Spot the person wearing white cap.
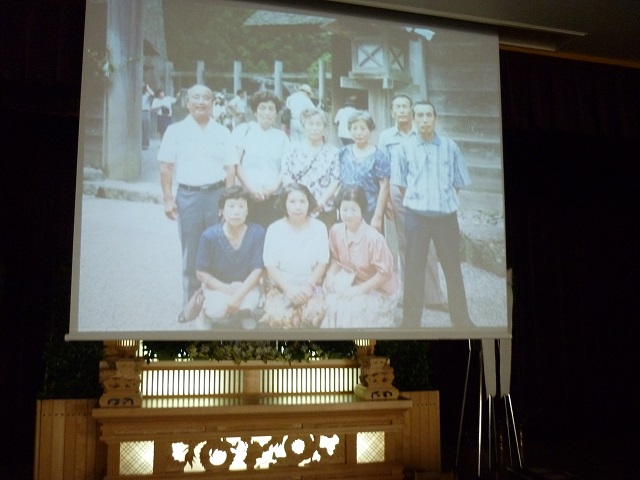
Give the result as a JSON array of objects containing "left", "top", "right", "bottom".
[{"left": 285, "top": 84, "right": 315, "bottom": 141}]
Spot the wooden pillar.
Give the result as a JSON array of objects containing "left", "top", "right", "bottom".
[
  {"left": 274, "top": 60, "right": 283, "bottom": 100},
  {"left": 34, "top": 399, "right": 105, "bottom": 480},
  {"left": 164, "top": 60, "right": 174, "bottom": 95},
  {"left": 99, "top": 341, "right": 143, "bottom": 408},
  {"left": 318, "top": 58, "right": 326, "bottom": 108},
  {"left": 367, "top": 85, "right": 386, "bottom": 145},
  {"left": 104, "top": 0, "right": 142, "bottom": 181},
  {"left": 233, "top": 60, "right": 242, "bottom": 93},
  {"left": 243, "top": 369, "right": 261, "bottom": 396},
  {"left": 330, "top": 34, "right": 354, "bottom": 145},
  {"left": 196, "top": 60, "right": 204, "bottom": 85},
  {"left": 409, "top": 38, "right": 428, "bottom": 100}
]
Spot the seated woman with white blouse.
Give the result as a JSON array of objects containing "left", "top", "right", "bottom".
[
  {"left": 260, "top": 183, "right": 329, "bottom": 328},
  {"left": 324, "top": 185, "right": 400, "bottom": 328}
]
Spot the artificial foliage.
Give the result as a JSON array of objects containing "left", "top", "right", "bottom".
[
  {"left": 374, "top": 340, "right": 433, "bottom": 391},
  {"left": 141, "top": 339, "right": 434, "bottom": 390},
  {"left": 39, "top": 262, "right": 104, "bottom": 399},
  {"left": 142, "top": 340, "right": 358, "bottom": 364},
  {"left": 39, "top": 333, "right": 104, "bottom": 399}
]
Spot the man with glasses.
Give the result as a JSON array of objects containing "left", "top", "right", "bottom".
[{"left": 158, "top": 84, "right": 237, "bottom": 318}]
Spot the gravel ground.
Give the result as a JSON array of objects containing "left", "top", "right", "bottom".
[{"left": 416, "top": 262, "right": 508, "bottom": 329}]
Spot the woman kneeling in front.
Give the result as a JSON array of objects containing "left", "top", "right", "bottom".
[
  {"left": 195, "top": 186, "right": 265, "bottom": 328},
  {"left": 324, "top": 185, "right": 400, "bottom": 328},
  {"left": 260, "top": 183, "right": 329, "bottom": 328}
]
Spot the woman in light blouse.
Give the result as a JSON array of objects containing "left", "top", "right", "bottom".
[{"left": 233, "top": 90, "right": 290, "bottom": 227}]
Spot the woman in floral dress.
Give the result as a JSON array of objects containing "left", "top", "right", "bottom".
[{"left": 281, "top": 107, "right": 341, "bottom": 229}]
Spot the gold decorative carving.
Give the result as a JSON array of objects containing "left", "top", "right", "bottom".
[
  {"left": 200, "top": 438, "right": 235, "bottom": 471},
  {"left": 170, "top": 434, "right": 343, "bottom": 472},
  {"left": 99, "top": 341, "right": 143, "bottom": 407},
  {"left": 281, "top": 434, "right": 320, "bottom": 466},
  {"left": 355, "top": 355, "right": 399, "bottom": 400},
  {"left": 158, "top": 440, "right": 186, "bottom": 473}
]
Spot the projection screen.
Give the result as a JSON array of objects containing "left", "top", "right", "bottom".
[{"left": 68, "top": 0, "right": 509, "bottom": 341}]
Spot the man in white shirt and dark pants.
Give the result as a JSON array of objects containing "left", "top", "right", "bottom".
[{"left": 158, "top": 84, "right": 237, "bottom": 315}]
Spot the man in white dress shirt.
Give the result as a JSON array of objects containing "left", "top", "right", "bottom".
[{"left": 158, "top": 84, "right": 237, "bottom": 314}]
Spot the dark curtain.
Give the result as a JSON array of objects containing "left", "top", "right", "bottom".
[
  {"left": 1, "top": 1, "right": 639, "bottom": 477},
  {"left": 501, "top": 52, "right": 640, "bottom": 138},
  {"left": 500, "top": 51, "right": 638, "bottom": 435},
  {"left": 435, "top": 53, "right": 639, "bottom": 469},
  {"left": 504, "top": 129, "right": 637, "bottom": 424}
]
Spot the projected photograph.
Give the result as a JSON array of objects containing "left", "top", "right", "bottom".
[{"left": 72, "top": 0, "right": 508, "bottom": 340}]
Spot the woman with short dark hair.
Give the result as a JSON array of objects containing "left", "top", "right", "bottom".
[
  {"left": 194, "top": 186, "right": 265, "bottom": 328},
  {"left": 338, "top": 110, "right": 390, "bottom": 232}
]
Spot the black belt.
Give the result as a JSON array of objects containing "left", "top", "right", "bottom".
[{"left": 178, "top": 181, "right": 225, "bottom": 193}]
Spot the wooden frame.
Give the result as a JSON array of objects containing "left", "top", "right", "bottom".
[
  {"left": 34, "top": 399, "right": 106, "bottom": 480},
  {"left": 35, "top": 360, "right": 441, "bottom": 479},
  {"left": 94, "top": 393, "right": 411, "bottom": 479}
]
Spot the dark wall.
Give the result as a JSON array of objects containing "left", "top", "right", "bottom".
[{"left": 1, "top": 1, "right": 639, "bottom": 478}]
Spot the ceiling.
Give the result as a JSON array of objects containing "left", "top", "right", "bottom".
[{"left": 327, "top": 0, "right": 640, "bottom": 66}]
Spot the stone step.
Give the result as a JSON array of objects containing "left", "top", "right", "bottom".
[
  {"left": 82, "top": 96, "right": 105, "bottom": 170},
  {"left": 464, "top": 150, "right": 503, "bottom": 169},
  {"left": 426, "top": 64, "right": 500, "bottom": 92},
  {"left": 437, "top": 113, "right": 502, "bottom": 140},
  {"left": 467, "top": 164, "right": 504, "bottom": 195},
  {"left": 456, "top": 138, "right": 502, "bottom": 166},
  {"left": 426, "top": 31, "right": 497, "bottom": 59},
  {"left": 453, "top": 133, "right": 502, "bottom": 146},
  {"left": 83, "top": 126, "right": 103, "bottom": 138},
  {"left": 459, "top": 190, "right": 504, "bottom": 216},
  {"left": 83, "top": 144, "right": 103, "bottom": 170},
  {"left": 427, "top": 90, "right": 502, "bottom": 117}
]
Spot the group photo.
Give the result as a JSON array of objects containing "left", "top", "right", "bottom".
[{"left": 73, "top": 0, "right": 508, "bottom": 340}]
